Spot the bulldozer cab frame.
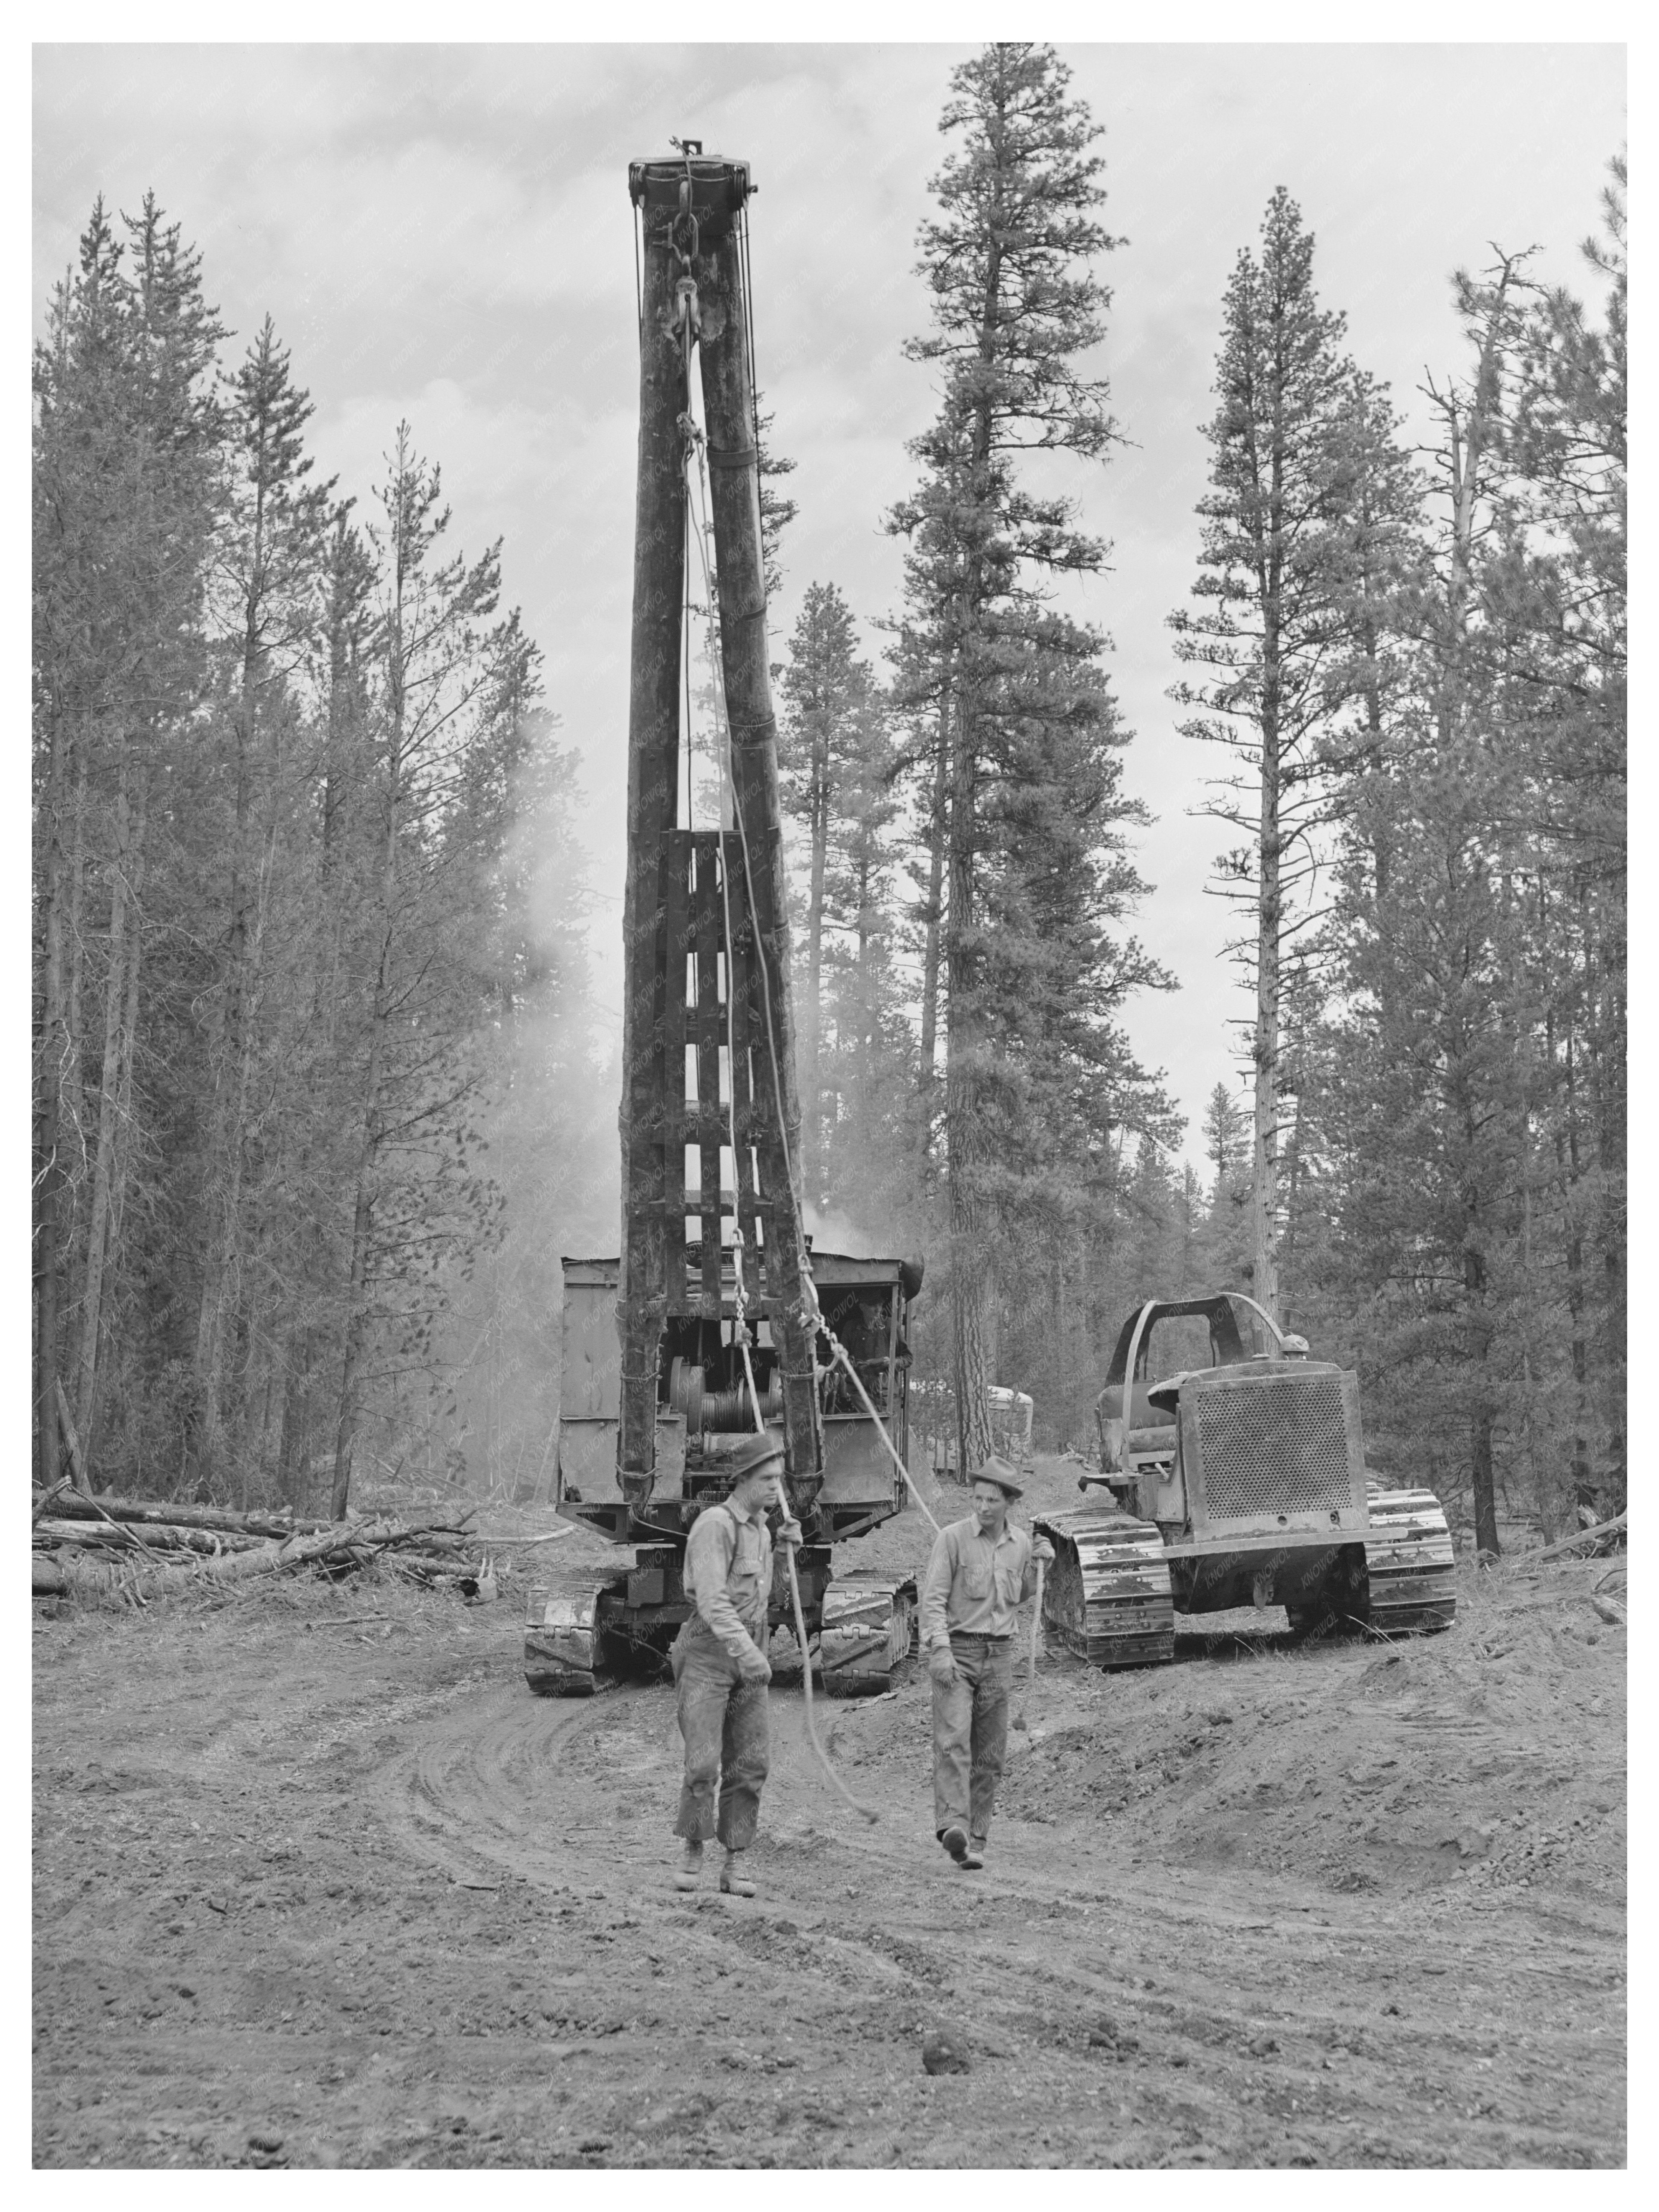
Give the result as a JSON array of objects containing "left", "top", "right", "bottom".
[
  {"left": 1034, "top": 1287, "right": 1459, "bottom": 1665},
  {"left": 1104, "top": 1292, "right": 1289, "bottom": 1390},
  {"left": 1091, "top": 1291, "right": 1363, "bottom": 1548}
]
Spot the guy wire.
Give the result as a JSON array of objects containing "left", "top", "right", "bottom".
[{"left": 690, "top": 223, "right": 942, "bottom": 1537}]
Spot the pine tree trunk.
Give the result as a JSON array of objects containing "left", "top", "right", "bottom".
[
  {"left": 1472, "top": 1399, "right": 1500, "bottom": 1558},
  {"left": 856, "top": 847, "right": 872, "bottom": 1105},
  {"left": 192, "top": 584, "right": 275, "bottom": 1492},
  {"left": 942, "top": 180, "right": 1008, "bottom": 1485},
  {"left": 90, "top": 810, "right": 149, "bottom": 1479},
  {"left": 946, "top": 686, "right": 993, "bottom": 1482},
  {"left": 1250, "top": 699, "right": 1281, "bottom": 1325},
  {"left": 331, "top": 1025, "right": 383, "bottom": 1523},
  {"left": 1585, "top": 887, "right": 1625, "bottom": 1501},
  {"left": 74, "top": 759, "right": 148, "bottom": 1461},
  {"left": 805, "top": 724, "right": 828, "bottom": 1198},
  {"left": 333, "top": 603, "right": 405, "bottom": 1522},
  {"left": 918, "top": 699, "right": 948, "bottom": 1100},
  {"left": 1561, "top": 1021, "right": 1591, "bottom": 1497},
  {"left": 33, "top": 699, "right": 75, "bottom": 1493}
]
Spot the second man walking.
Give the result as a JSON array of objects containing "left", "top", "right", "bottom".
[{"left": 920, "top": 1455, "right": 1054, "bottom": 1871}]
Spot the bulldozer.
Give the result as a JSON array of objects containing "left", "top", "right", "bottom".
[
  {"left": 1035, "top": 1292, "right": 1457, "bottom": 1667},
  {"left": 523, "top": 145, "right": 920, "bottom": 1696}
]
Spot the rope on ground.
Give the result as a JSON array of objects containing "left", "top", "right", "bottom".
[{"left": 770, "top": 1466, "right": 880, "bottom": 1828}]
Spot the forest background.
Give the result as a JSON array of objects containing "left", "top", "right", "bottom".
[{"left": 30, "top": 41, "right": 1625, "bottom": 1553}]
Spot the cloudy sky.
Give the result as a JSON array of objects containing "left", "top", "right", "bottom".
[{"left": 32, "top": 38, "right": 1625, "bottom": 1165}]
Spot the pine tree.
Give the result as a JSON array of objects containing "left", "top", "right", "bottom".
[
  {"left": 1308, "top": 172, "right": 1626, "bottom": 1551},
  {"left": 188, "top": 318, "right": 333, "bottom": 1492},
  {"left": 755, "top": 400, "right": 797, "bottom": 600},
  {"left": 777, "top": 581, "right": 887, "bottom": 1197},
  {"left": 329, "top": 424, "right": 510, "bottom": 1517},
  {"left": 1201, "top": 1082, "right": 1247, "bottom": 1191},
  {"left": 891, "top": 43, "right": 1168, "bottom": 1474},
  {"left": 1170, "top": 188, "right": 1364, "bottom": 1325},
  {"left": 1507, "top": 155, "right": 1627, "bottom": 1511},
  {"left": 32, "top": 194, "right": 226, "bottom": 1490}
]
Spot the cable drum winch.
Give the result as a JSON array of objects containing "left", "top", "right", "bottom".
[{"left": 668, "top": 1356, "right": 782, "bottom": 1436}]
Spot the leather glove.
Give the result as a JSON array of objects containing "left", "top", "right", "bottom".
[
  {"left": 738, "top": 1644, "right": 773, "bottom": 1686},
  {"left": 1032, "top": 1535, "right": 1056, "bottom": 1566},
  {"left": 928, "top": 1644, "right": 957, "bottom": 1687},
  {"left": 778, "top": 1517, "right": 804, "bottom": 1550}
]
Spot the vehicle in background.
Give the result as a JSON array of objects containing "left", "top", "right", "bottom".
[{"left": 1035, "top": 1291, "right": 1457, "bottom": 1668}]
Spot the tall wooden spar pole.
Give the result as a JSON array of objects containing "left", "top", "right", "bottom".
[
  {"left": 697, "top": 220, "right": 823, "bottom": 1497},
  {"left": 615, "top": 172, "right": 689, "bottom": 1502}
]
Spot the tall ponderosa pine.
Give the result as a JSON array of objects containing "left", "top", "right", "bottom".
[
  {"left": 1170, "top": 188, "right": 1368, "bottom": 1325},
  {"left": 892, "top": 42, "right": 1165, "bottom": 1473}
]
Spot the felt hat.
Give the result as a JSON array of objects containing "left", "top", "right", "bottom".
[
  {"left": 970, "top": 1453, "right": 1024, "bottom": 1500},
  {"left": 727, "top": 1431, "right": 787, "bottom": 1484}
]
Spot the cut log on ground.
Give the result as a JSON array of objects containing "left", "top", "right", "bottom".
[
  {"left": 34, "top": 1519, "right": 265, "bottom": 1556},
  {"left": 38, "top": 1493, "right": 333, "bottom": 1541},
  {"left": 35, "top": 1522, "right": 397, "bottom": 1605},
  {"left": 1511, "top": 1513, "right": 1628, "bottom": 1564},
  {"left": 30, "top": 1512, "right": 498, "bottom": 1606}
]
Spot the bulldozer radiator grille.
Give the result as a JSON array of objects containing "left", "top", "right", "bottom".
[{"left": 1194, "top": 1376, "right": 1353, "bottom": 1518}]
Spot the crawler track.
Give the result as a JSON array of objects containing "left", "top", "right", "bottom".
[{"left": 1035, "top": 1507, "right": 1176, "bottom": 1668}]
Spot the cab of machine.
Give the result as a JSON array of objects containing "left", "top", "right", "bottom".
[{"left": 1094, "top": 1293, "right": 1369, "bottom": 1545}]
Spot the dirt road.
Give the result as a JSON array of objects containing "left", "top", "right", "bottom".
[{"left": 33, "top": 1468, "right": 1626, "bottom": 2169}]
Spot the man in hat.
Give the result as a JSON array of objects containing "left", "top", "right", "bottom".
[
  {"left": 920, "top": 1455, "right": 1054, "bottom": 1871},
  {"left": 670, "top": 1431, "right": 803, "bottom": 1897}
]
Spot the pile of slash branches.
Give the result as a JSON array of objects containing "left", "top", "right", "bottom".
[{"left": 31, "top": 1484, "right": 498, "bottom": 1609}]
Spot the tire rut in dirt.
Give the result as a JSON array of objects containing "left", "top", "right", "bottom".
[{"left": 362, "top": 1682, "right": 660, "bottom": 1891}]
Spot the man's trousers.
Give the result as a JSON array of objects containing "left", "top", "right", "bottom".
[
  {"left": 672, "top": 1619, "right": 770, "bottom": 1849},
  {"left": 931, "top": 1632, "right": 1013, "bottom": 1840}
]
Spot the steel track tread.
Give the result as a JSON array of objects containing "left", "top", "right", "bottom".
[
  {"left": 817, "top": 1571, "right": 917, "bottom": 1698},
  {"left": 523, "top": 1571, "right": 632, "bottom": 1694},
  {"left": 1364, "top": 1487, "right": 1457, "bottom": 1633},
  {"left": 1034, "top": 1506, "right": 1175, "bottom": 1671}
]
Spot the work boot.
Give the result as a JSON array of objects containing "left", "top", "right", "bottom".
[
  {"left": 939, "top": 1823, "right": 969, "bottom": 1864},
  {"left": 673, "top": 1840, "right": 703, "bottom": 1893},
  {"left": 718, "top": 1849, "right": 757, "bottom": 1899},
  {"left": 961, "top": 1837, "right": 986, "bottom": 1871}
]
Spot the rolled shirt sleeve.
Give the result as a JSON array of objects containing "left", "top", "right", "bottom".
[
  {"left": 1019, "top": 1534, "right": 1040, "bottom": 1604},
  {"left": 921, "top": 1524, "right": 959, "bottom": 1651}
]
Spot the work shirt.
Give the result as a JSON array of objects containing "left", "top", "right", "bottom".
[
  {"left": 684, "top": 1498, "right": 773, "bottom": 1663},
  {"left": 921, "top": 1514, "right": 1038, "bottom": 1649}
]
